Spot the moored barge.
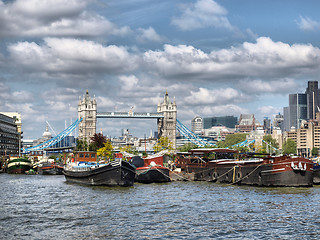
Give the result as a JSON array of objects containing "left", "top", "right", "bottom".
[
  {"left": 175, "top": 148, "right": 313, "bottom": 187},
  {"left": 130, "top": 154, "right": 171, "bottom": 184},
  {"left": 37, "top": 161, "right": 64, "bottom": 175},
  {"left": 63, "top": 159, "right": 136, "bottom": 187},
  {"left": 7, "top": 157, "right": 32, "bottom": 174}
]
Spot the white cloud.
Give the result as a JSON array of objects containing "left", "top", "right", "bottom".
[
  {"left": 119, "top": 75, "right": 139, "bottom": 91},
  {"left": 194, "top": 104, "right": 248, "bottom": 117},
  {"left": 297, "top": 16, "right": 320, "bottom": 31},
  {"left": 143, "top": 37, "right": 320, "bottom": 80},
  {"left": 8, "top": 38, "right": 139, "bottom": 76},
  {"left": 0, "top": 0, "right": 129, "bottom": 38},
  {"left": 184, "top": 87, "right": 247, "bottom": 105},
  {"left": 257, "top": 106, "right": 282, "bottom": 118},
  {"left": 238, "top": 79, "right": 299, "bottom": 94},
  {"left": 136, "top": 27, "right": 164, "bottom": 43},
  {"left": 171, "top": 0, "right": 234, "bottom": 31}
]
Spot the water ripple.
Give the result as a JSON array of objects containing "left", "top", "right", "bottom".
[{"left": 0, "top": 174, "right": 319, "bottom": 239}]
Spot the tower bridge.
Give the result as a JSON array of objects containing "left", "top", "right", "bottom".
[
  {"left": 24, "top": 90, "right": 213, "bottom": 153},
  {"left": 78, "top": 90, "right": 177, "bottom": 148}
]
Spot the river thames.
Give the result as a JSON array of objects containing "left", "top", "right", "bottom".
[{"left": 0, "top": 173, "right": 319, "bottom": 239}]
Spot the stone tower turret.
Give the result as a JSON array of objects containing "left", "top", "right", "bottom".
[
  {"left": 78, "top": 90, "right": 97, "bottom": 143},
  {"left": 157, "top": 91, "right": 177, "bottom": 149}
]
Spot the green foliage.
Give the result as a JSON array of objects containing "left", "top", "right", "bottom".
[
  {"left": 178, "top": 142, "right": 198, "bottom": 152},
  {"left": 312, "top": 147, "right": 319, "bottom": 156},
  {"left": 97, "top": 140, "right": 114, "bottom": 160},
  {"left": 153, "top": 136, "right": 174, "bottom": 153},
  {"left": 89, "top": 133, "right": 107, "bottom": 151},
  {"left": 234, "top": 145, "right": 250, "bottom": 153},
  {"left": 216, "top": 133, "right": 248, "bottom": 148},
  {"left": 76, "top": 138, "right": 88, "bottom": 151},
  {"left": 120, "top": 145, "right": 138, "bottom": 155},
  {"left": 282, "top": 138, "right": 297, "bottom": 155}
]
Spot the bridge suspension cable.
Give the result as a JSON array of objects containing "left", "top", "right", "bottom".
[
  {"left": 176, "top": 119, "right": 213, "bottom": 147},
  {"left": 24, "top": 118, "right": 83, "bottom": 152}
]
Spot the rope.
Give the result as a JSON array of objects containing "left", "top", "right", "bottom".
[
  {"left": 169, "top": 169, "right": 192, "bottom": 181},
  {"left": 227, "top": 163, "right": 264, "bottom": 186},
  {"left": 211, "top": 165, "right": 237, "bottom": 182}
]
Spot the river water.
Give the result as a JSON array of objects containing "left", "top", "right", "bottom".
[{"left": 0, "top": 173, "right": 319, "bottom": 240}]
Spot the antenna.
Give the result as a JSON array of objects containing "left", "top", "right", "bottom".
[{"left": 46, "top": 121, "right": 57, "bottom": 136}]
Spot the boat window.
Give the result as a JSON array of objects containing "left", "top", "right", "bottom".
[
  {"left": 91, "top": 154, "right": 96, "bottom": 158},
  {"left": 85, "top": 153, "right": 90, "bottom": 158},
  {"left": 79, "top": 153, "right": 84, "bottom": 158}
]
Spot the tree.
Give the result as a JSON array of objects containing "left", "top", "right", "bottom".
[
  {"left": 282, "top": 138, "right": 297, "bottom": 155},
  {"left": 216, "top": 133, "right": 248, "bottom": 148},
  {"left": 76, "top": 138, "right": 88, "bottom": 151},
  {"left": 97, "top": 140, "right": 114, "bottom": 160},
  {"left": 178, "top": 142, "right": 198, "bottom": 152},
  {"left": 120, "top": 145, "right": 138, "bottom": 155},
  {"left": 89, "top": 133, "right": 107, "bottom": 151},
  {"left": 312, "top": 147, "right": 318, "bottom": 157},
  {"left": 153, "top": 136, "right": 174, "bottom": 153}
]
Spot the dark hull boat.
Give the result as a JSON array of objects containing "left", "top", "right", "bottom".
[
  {"left": 7, "top": 158, "right": 32, "bottom": 174},
  {"left": 135, "top": 166, "right": 170, "bottom": 183},
  {"left": 175, "top": 149, "right": 313, "bottom": 187},
  {"left": 38, "top": 161, "right": 64, "bottom": 175},
  {"left": 63, "top": 159, "right": 136, "bottom": 187},
  {"left": 130, "top": 152, "right": 171, "bottom": 184},
  {"left": 313, "top": 162, "right": 320, "bottom": 184}
]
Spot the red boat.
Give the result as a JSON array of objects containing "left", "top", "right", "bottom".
[
  {"left": 130, "top": 152, "right": 171, "bottom": 184},
  {"left": 175, "top": 148, "right": 313, "bottom": 187}
]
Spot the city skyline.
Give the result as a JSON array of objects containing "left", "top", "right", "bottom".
[{"left": 1, "top": 0, "right": 320, "bottom": 139}]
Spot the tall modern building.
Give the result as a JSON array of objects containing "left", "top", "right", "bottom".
[
  {"left": 273, "top": 113, "right": 284, "bottom": 132},
  {"left": 288, "top": 93, "right": 308, "bottom": 130},
  {"left": 305, "top": 81, "right": 320, "bottom": 120},
  {"left": 203, "top": 116, "right": 237, "bottom": 129},
  {"left": 191, "top": 116, "right": 203, "bottom": 134}
]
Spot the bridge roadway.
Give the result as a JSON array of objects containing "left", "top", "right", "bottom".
[{"left": 97, "top": 112, "right": 164, "bottom": 119}]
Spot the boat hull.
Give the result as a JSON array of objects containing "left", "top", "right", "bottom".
[
  {"left": 135, "top": 167, "right": 171, "bottom": 183},
  {"left": 38, "top": 162, "right": 64, "bottom": 175},
  {"left": 176, "top": 154, "right": 314, "bottom": 187},
  {"left": 313, "top": 164, "right": 320, "bottom": 184},
  {"left": 7, "top": 158, "right": 32, "bottom": 174},
  {"left": 63, "top": 160, "right": 136, "bottom": 187}
]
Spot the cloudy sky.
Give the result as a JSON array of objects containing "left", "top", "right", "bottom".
[{"left": 1, "top": 0, "right": 320, "bottom": 140}]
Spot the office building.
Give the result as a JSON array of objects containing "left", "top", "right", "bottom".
[
  {"left": 236, "top": 114, "right": 261, "bottom": 133},
  {"left": 288, "top": 93, "right": 308, "bottom": 130},
  {"left": 191, "top": 116, "right": 203, "bottom": 134},
  {"left": 0, "top": 113, "right": 19, "bottom": 156},
  {"left": 203, "top": 116, "right": 237, "bottom": 129},
  {"left": 305, "top": 81, "right": 320, "bottom": 120},
  {"left": 273, "top": 113, "right": 284, "bottom": 132}
]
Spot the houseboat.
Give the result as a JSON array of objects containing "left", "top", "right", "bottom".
[
  {"left": 130, "top": 151, "right": 171, "bottom": 183},
  {"left": 175, "top": 148, "right": 313, "bottom": 187}
]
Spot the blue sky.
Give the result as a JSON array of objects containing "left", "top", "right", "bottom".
[{"left": 1, "top": 0, "right": 320, "bottom": 139}]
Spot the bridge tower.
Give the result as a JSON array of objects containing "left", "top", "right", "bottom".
[
  {"left": 78, "top": 90, "right": 97, "bottom": 142},
  {"left": 157, "top": 91, "right": 177, "bottom": 149}
]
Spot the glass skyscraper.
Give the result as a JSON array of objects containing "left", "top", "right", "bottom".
[
  {"left": 305, "top": 81, "right": 320, "bottom": 120},
  {"left": 203, "top": 116, "right": 238, "bottom": 129},
  {"left": 288, "top": 93, "right": 308, "bottom": 129}
]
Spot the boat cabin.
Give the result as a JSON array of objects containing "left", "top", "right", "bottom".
[
  {"left": 74, "top": 151, "right": 97, "bottom": 163},
  {"left": 175, "top": 148, "right": 238, "bottom": 170}
]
